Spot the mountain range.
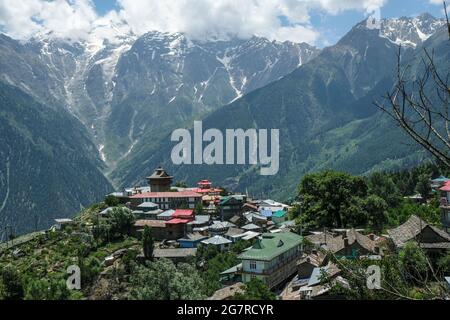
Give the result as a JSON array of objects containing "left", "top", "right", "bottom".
[{"left": 0, "top": 13, "right": 448, "bottom": 234}]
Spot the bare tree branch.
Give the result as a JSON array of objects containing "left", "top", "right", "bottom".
[{"left": 375, "top": 6, "right": 450, "bottom": 169}]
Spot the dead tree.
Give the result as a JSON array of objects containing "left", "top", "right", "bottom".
[{"left": 376, "top": 2, "right": 450, "bottom": 168}]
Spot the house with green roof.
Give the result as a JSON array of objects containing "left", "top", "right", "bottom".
[
  {"left": 272, "top": 210, "right": 287, "bottom": 225},
  {"left": 219, "top": 195, "right": 246, "bottom": 221},
  {"left": 238, "top": 232, "right": 303, "bottom": 289}
]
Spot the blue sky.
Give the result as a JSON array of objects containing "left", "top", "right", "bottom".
[
  {"left": 0, "top": 0, "right": 446, "bottom": 46},
  {"left": 309, "top": 0, "right": 445, "bottom": 46},
  {"left": 91, "top": 0, "right": 446, "bottom": 47}
]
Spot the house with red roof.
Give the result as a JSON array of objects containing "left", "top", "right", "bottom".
[{"left": 133, "top": 209, "right": 198, "bottom": 240}]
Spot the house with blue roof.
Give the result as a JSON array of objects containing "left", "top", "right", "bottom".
[{"left": 178, "top": 233, "right": 209, "bottom": 248}]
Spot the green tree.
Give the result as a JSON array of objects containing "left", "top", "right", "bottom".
[
  {"left": 104, "top": 195, "right": 120, "bottom": 207},
  {"left": 108, "top": 207, "right": 135, "bottom": 238},
  {"left": 233, "top": 279, "right": 277, "bottom": 300},
  {"left": 387, "top": 201, "right": 440, "bottom": 227},
  {"left": 299, "top": 171, "right": 368, "bottom": 229},
  {"left": 367, "top": 172, "right": 401, "bottom": 207},
  {"left": 24, "top": 278, "right": 70, "bottom": 300},
  {"left": 437, "top": 252, "right": 450, "bottom": 274},
  {"left": 142, "top": 226, "right": 154, "bottom": 260},
  {"left": 328, "top": 248, "right": 446, "bottom": 300},
  {"left": 131, "top": 259, "right": 206, "bottom": 300},
  {"left": 0, "top": 266, "right": 24, "bottom": 300},
  {"left": 288, "top": 203, "right": 302, "bottom": 220},
  {"left": 364, "top": 195, "right": 388, "bottom": 233},
  {"left": 415, "top": 174, "right": 432, "bottom": 201},
  {"left": 174, "top": 181, "right": 188, "bottom": 188},
  {"left": 398, "top": 242, "right": 428, "bottom": 281},
  {"left": 194, "top": 202, "right": 204, "bottom": 215}
]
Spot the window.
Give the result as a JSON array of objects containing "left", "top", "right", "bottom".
[{"left": 250, "top": 261, "right": 257, "bottom": 270}]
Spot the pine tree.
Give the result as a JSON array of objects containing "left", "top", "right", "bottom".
[{"left": 143, "top": 226, "right": 154, "bottom": 261}]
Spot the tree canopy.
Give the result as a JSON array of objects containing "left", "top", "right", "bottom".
[{"left": 298, "top": 171, "right": 388, "bottom": 230}]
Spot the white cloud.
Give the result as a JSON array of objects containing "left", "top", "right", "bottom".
[
  {"left": 0, "top": 0, "right": 98, "bottom": 40},
  {"left": 0, "top": 0, "right": 389, "bottom": 45}
]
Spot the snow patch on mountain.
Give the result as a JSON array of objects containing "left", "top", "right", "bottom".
[{"left": 379, "top": 14, "right": 446, "bottom": 47}]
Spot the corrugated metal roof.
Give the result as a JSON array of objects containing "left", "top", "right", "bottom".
[
  {"left": 202, "top": 235, "right": 232, "bottom": 245},
  {"left": 238, "top": 232, "right": 302, "bottom": 261},
  {"left": 273, "top": 210, "right": 286, "bottom": 218}
]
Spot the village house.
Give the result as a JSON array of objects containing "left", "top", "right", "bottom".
[
  {"left": 157, "top": 209, "right": 175, "bottom": 221},
  {"left": 276, "top": 220, "right": 296, "bottom": 233},
  {"left": 243, "top": 212, "right": 268, "bottom": 227},
  {"left": 201, "top": 235, "right": 233, "bottom": 251},
  {"left": 209, "top": 221, "right": 236, "bottom": 235},
  {"left": 259, "top": 199, "right": 290, "bottom": 210},
  {"left": 219, "top": 195, "right": 246, "bottom": 221},
  {"left": 147, "top": 167, "right": 173, "bottom": 192},
  {"left": 242, "top": 223, "right": 263, "bottom": 233},
  {"left": 297, "top": 250, "right": 327, "bottom": 279},
  {"left": 272, "top": 210, "right": 288, "bottom": 225},
  {"left": 388, "top": 215, "right": 450, "bottom": 256},
  {"left": 438, "top": 182, "right": 450, "bottom": 234},
  {"left": 178, "top": 233, "right": 209, "bottom": 248},
  {"left": 258, "top": 199, "right": 290, "bottom": 218},
  {"left": 220, "top": 264, "right": 244, "bottom": 284},
  {"left": 298, "top": 263, "right": 344, "bottom": 300},
  {"left": 237, "top": 232, "right": 303, "bottom": 289},
  {"left": 54, "top": 219, "right": 75, "bottom": 231},
  {"left": 106, "top": 191, "right": 130, "bottom": 204},
  {"left": 132, "top": 202, "right": 163, "bottom": 219},
  {"left": 187, "top": 215, "right": 211, "bottom": 233},
  {"left": 328, "top": 229, "right": 382, "bottom": 258},
  {"left": 153, "top": 248, "right": 197, "bottom": 263},
  {"left": 130, "top": 190, "right": 202, "bottom": 210},
  {"left": 224, "top": 227, "right": 246, "bottom": 243},
  {"left": 193, "top": 180, "right": 222, "bottom": 207},
  {"left": 305, "top": 231, "right": 337, "bottom": 249},
  {"left": 431, "top": 175, "right": 450, "bottom": 190},
  {"left": 242, "top": 202, "right": 259, "bottom": 212},
  {"left": 305, "top": 230, "right": 381, "bottom": 259},
  {"left": 133, "top": 219, "right": 186, "bottom": 241},
  {"left": 241, "top": 231, "right": 261, "bottom": 241},
  {"left": 229, "top": 215, "right": 246, "bottom": 227},
  {"left": 133, "top": 220, "right": 169, "bottom": 239}
]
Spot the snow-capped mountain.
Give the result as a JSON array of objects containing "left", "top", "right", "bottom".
[
  {"left": 379, "top": 13, "right": 446, "bottom": 47},
  {"left": 0, "top": 30, "right": 319, "bottom": 169},
  {"left": 0, "top": 13, "right": 447, "bottom": 234}
]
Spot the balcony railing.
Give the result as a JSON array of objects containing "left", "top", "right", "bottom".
[{"left": 242, "top": 253, "right": 300, "bottom": 276}]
